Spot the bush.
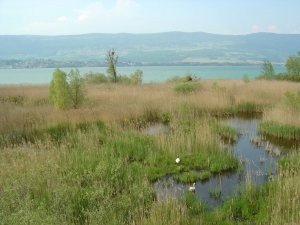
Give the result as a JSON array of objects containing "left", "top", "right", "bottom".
[
  {"left": 49, "top": 68, "right": 86, "bottom": 110},
  {"left": 166, "top": 72, "right": 198, "bottom": 83},
  {"left": 242, "top": 74, "right": 250, "bottom": 83},
  {"left": 130, "top": 69, "right": 143, "bottom": 84},
  {"left": 84, "top": 72, "right": 108, "bottom": 84},
  {"left": 49, "top": 68, "right": 72, "bottom": 110},
  {"left": 173, "top": 82, "right": 202, "bottom": 94},
  {"left": 117, "top": 74, "right": 131, "bottom": 84}
]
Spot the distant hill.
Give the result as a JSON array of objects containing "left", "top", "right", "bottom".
[{"left": 1, "top": 32, "right": 300, "bottom": 63}]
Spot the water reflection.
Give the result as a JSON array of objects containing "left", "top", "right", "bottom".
[
  {"left": 143, "top": 123, "right": 169, "bottom": 135},
  {"left": 153, "top": 114, "right": 287, "bottom": 207}
]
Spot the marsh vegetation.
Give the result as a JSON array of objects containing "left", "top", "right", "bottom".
[{"left": 1, "top": 78, "right": 300, "bottom": 224}]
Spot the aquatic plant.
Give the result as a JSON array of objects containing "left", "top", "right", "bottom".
[
  {"left": 209, "top": 119, "right": 237, "bottom": 140},
  {"left": 209, "top": 187, "right": 222, "bottom": 198},
  {"left": 259, "top": 120, "right": 300, "bottom": 140},
  {"left": 180, "top": 172, "right": 198, "bottom": 183},
  {"left": 198, "top": 171, "right": 211, "bottom": 180}
]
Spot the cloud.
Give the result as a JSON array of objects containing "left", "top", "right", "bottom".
[
  {"left": 75, "top": 0, "right": 140, "bottom": 21},
  {"left": 268, "top": 25, "right": 279, "bottom": 33},
  {"left": 73, "top": 0, "right": 142, "bottom": 33},
  {"left": 250, "top": 25, "right": 280, "bottom": 34},
  {"left": 251, "top": 25, "right": 262, "bottom": 33},
  {"left": 57, "top": 16, "right": 67, "bottom": 22},
  {"left": 21, "top": 0, "right": 143, "bottom": 35}
]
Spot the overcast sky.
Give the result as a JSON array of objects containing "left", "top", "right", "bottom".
[{"left": 1, "top": 0, "right": 300, "bottom": 36}]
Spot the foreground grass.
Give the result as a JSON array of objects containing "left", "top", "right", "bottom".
[{"left": 1, "top": 79, "right": 300, "bottom": 224}]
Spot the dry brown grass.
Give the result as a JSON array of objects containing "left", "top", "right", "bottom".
[
  {"left": 263, "top": 106, "right": 300, "bottom": 127},
  {"left": 0, "top": 84, "right": 49, "bottom": 100},
  {"left": 0, "top": 80, "right": 299, "bottom": 134},
  {"left": 263, "top": 175, "right": 300, "bottom": 224}
]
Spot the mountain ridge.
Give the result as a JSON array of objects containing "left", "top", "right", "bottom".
[{"left": 1, "top": 32, "right": 299, "bottom": 63}]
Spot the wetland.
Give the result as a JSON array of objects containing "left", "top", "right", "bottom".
[
  {"left": 1, "top": 79, "right": 300, "bottom": 224},
  {"left": 153, "top": 113, "right": 287, "bottom": 208}
]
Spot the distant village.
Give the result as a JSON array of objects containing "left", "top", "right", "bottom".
[
  {"left": 0, "top": 59, "right": 133, "bottom": 69},
  {"left": 0, "top": 59, "right": 266, "bottom": 69}
]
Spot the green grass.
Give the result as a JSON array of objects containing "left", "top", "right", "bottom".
[
  {"left": 209, "top": 119, "right": 237, "bottom": 141},
  {"left": 199, "top": 171, "right": 211, "bottom": 180},
  {"left": 259, "top": 120, "right": 300, "bottom": 140},
  {"left": 278, "top": 152, "right": 300, "bottom": 176},
  {"left": 209, "top": 187, "right": 222, "bottom": 198}
]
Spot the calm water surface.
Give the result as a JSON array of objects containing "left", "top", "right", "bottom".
[{"left": 0, "top": 66, "right": 286, "bottom": 84}]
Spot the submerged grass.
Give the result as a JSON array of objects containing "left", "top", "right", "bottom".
[{"left": 1, "top": 80, "right": 300, "bottom": 224}]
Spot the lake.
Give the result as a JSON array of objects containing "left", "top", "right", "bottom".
[{"left": 0, "top": 65, "right": 287, "bottom": 84}]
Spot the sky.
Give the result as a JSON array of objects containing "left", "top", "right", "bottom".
[{"left": 1, "top": 0, "right": 300, "bottom": 36}]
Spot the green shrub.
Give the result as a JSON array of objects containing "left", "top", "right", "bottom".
[
  {"left": 162, "top": 113, "right": 171, "bottom": 123},
  {"left": 242, "top": 74, "right": 250, "bottom": 83},
  {"left": 49, "top": 68, "right": 86, "bottom": 110},
  {"left": 173, "top": 82, "right": 202, "bottom": 94},
  {"left": 166, "top": 72, "right": 198, "bottom": 83},
  {"left": 84, "top": 71, "right": 108, "bottom": 84},
  {"left": 130, "top": 69, "right": 143, "bottom": 84},
  {"left": 49, "top": 68, "right": 72, "bottom": 110},
  {"left": 117, "top": 74, "right": 131, "bottom": 84}
]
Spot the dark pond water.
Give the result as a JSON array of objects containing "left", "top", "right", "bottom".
[{"left": 151, "top": 114, "right": 290, "bottom": 208}]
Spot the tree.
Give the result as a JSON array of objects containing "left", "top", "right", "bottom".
[
  {"left": 130, "top": 69, "right": 143, "bottom": 84},
  {"left": 285, "top": 51, "right": 300, "bottom": 77},
  {"left": 49, "top": 68, "right": 72, "bottom": 110},
  {"left": 68, "top": 68, "right": 86, "bottom": 109},
  {"left": 260, "top": 60, "right": 275, "bottom": 80},
  {"left": 106, "top": 48, "right": 118, "bottom": 83},
  {"left": 49, "top": 68, "right": 86, "bottom": 110}
]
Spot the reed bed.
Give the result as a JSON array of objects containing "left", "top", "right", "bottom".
[
  {"left": 1, "top": 80, "right": 299, "bottom": 134},
  {"left": 1, "top": 79, "right": 300, "bottom": 224}
]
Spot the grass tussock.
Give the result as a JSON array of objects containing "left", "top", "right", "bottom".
[{"left": 1, "top": 79, "right": 300, "bottom": 224}]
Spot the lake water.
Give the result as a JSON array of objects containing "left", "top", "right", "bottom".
[{"left": 0, "top": 66, "right": 287, "bottom": 84}]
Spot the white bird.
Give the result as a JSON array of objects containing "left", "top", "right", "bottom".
[
  {"left": 175, "top": 158, "right": 180, "bottom": 163},
  {"left": 189, "top": 183, "right": 196, "bottom": 191}
]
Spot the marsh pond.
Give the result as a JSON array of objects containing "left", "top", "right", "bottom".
[{"left": 147, "top": 114, "right": 295, "bottom": 208}]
